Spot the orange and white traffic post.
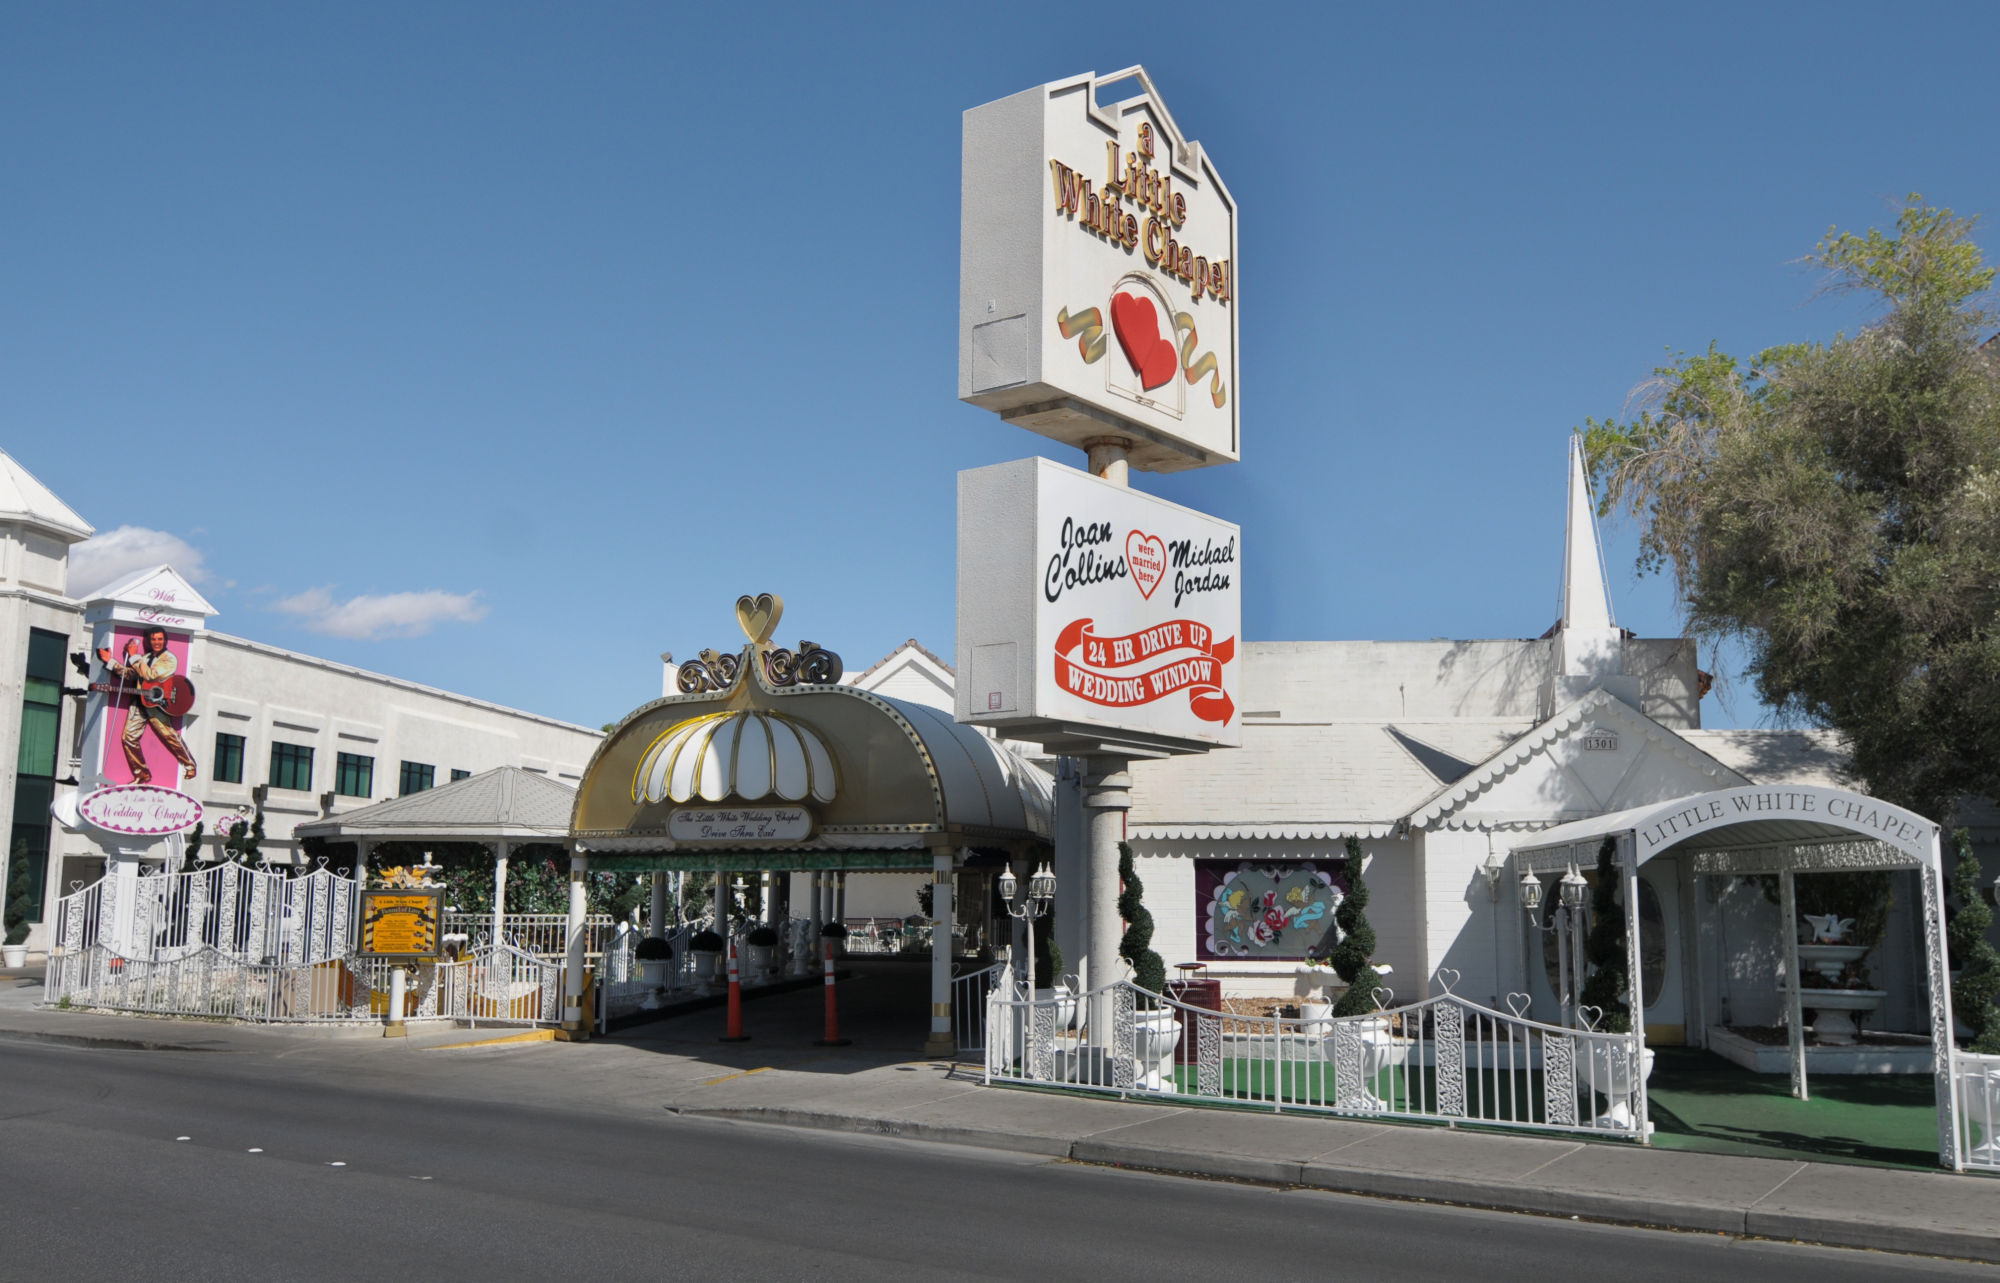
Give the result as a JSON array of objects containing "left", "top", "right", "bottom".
[
  {"left": 815, "top": 941, "right": 850, "bottom": 1047},
  {"left": 720, "top": 939, "right": 750, "bottom": 1042}
]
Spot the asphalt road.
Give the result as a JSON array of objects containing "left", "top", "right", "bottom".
[{"left": 0, "top": 1035, "right": 1985, "bottom": 1282}]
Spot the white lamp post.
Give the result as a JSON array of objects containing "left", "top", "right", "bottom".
[
  {"left": 1521, "top": 862, "right": 1592, "bottom": 1027},
  {"left": 997, "top": 861, "right": 1057, "bottom": 999}
]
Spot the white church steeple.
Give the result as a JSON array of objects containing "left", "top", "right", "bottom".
[{"left": 1554, "top": 435, "right": 1627, "bottom": 695}]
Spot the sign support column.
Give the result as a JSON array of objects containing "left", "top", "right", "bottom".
[
  {"left": 490, "top": 841, "right": 509, "bottom": 950},
  {"left": 1084, "top": 757, "right": 1131, "bottom": 1037}
]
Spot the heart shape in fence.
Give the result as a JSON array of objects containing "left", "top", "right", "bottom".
[
  {"left": 1577, "top": 1005, "right": 1603, "bottom": 1032},
  {"left": 1374, "top": 986, "right": 1395, "bottom": 1011},
  {"left": 1433, "top": 967, "right": 1460, "bottom": 994},
  {"left": 1505, "top": 992, "right": 1532, "bottom": 1019}
]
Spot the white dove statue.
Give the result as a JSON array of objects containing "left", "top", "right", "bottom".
[{"left": 1802, "top": 913, "right": 1855, "bottom": 944}]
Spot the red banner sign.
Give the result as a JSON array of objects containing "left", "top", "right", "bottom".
[{"left": 1053, "top": 618, "right": 1236, "bottom": 724}]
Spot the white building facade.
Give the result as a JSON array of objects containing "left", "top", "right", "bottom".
[{"left": 0, "top": 450, "right": 602, "bottom": 956}]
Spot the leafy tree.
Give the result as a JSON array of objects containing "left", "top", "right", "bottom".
[
  {"left": 1328, "top": 836, "right": 1386, "bottom": 1016},
  {"left": 1585, "top": 197, "right": 2000, "bottom": 820},
  {"left": 1947, "top": 829, "right": 2000, "bottom": 1052},
  {"left": 1116, "top": 842, "right": 1166, "bottom": 997},
  {"left": 1578, "top": 838, "right": 1632, "bottom": 1033}
]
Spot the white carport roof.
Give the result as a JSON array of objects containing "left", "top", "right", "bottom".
[
  {"left": 1507, "top": 784, "right": 1938, "bottom": 871},
  {"left": 294, "top": 766, "right": 575, "bottom": 845}
]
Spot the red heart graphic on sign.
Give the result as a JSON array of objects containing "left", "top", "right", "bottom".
[
  {"left": 1126, "top": 529, "right": 1167, "bottom": 600},
  {"left": 1111, "top": 292, "right": 1178, "bottom": 391}
]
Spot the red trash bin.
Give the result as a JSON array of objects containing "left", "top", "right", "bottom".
[{"left": 1166, "top": 964, "right": 1223, "bottom": 1066}]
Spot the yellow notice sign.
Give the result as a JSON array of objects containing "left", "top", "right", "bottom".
[{"left": 360, "top": 889, "right": 443, "bottom": 959}]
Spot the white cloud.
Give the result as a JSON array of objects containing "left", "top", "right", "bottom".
[
  {"left": 67, "top": 526, "right": 210, "bottom": 598},
  {"left": 272, "top": 586, "right": 490, "bottom": 640}
]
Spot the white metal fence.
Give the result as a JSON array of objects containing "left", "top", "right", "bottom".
[
  {"left": 442, "top": 911, "right": 615, "bottom": 960},
  {"left": 986, "top": 970, "right": 1652, "bottom": 1140},
  {"left": 953, "top": 963, "right": 1006, "bottom": 1054},
  {"left": 1952, "top": 1051, "right": 2000, "bottom": 1172},
  {"left": 46, "top": 940, "right": 563, "bottom": 1027},
  {"left": 51, "top": 862, "right": 361, "bottom": 966},
  {"left": 594, "top": 925, "right": 698, "bottom": 1029}
]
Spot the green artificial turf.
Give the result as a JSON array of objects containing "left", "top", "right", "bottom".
[{"left": 1644, "top": 1047, "right": 1940, "bottom": 1170}]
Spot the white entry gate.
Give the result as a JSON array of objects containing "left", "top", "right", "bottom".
[{"left": 50, "top": 860, "right": 361, "bottom": 966}]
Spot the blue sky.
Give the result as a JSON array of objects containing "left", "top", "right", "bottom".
[{"left": 6, "top": 4, "right": 1996, "bottom": 730}]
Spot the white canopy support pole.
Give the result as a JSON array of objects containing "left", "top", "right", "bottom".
[
  {"left": 648, "top": 872, "right": 667, "bottom": 939},
  {"left": 1922, "top": 826, "right": 1963, "bottom": 1170},
  {"left": 1780, "top": 870, "right": 1807, "bottom": 1101},
  {"left": 490, "top": 841, "right": 509, "bottom": 950},
  {"left": 808, "top": 871, "right": 824, "bottom": 944},
  {"left": 834, "top": 870, "right": 846, "bottom": 932},
  {"left": 561, "top": 847, "right": 589, "bottom": 1035},
  {"left": 1619, "top": 832, "right": 1651, "bottom": 1142},
  {"left": 925, "top": 848, "right": 957, "bottom": 1057},
  {"left": 712, "top": 866, "right": 725, "bottom": 931}
]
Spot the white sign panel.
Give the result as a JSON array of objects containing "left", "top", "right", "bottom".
[
  {"left": 957, "top": 457, "right": 1240, "bottom": 752},
  {"left": 960, "top": 68, "right": 1239, "bottom": 474},
  {"left": 78, "top": 784, "right": 204, "bottom": 837},
  {"left": 669, "top": 806, "right": 814, "bottom": 844}
]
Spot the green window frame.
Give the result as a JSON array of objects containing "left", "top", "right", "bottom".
[
  {"left": 399, "top": 761, "right": 435, "bottom": 796},
  {"left": 335, "top": 752, "right": 373, "bottom": 799},
  {"left": 269, "top": 742, "right": 314, "bottom": 792},
  {"left": 213, "top": 732, "right": 245, "bottom": 784}
]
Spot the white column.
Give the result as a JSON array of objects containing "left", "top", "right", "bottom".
[
  {"left": 712, "top": 866, "right": 725, "bottom": 930},
  {"left": 1619, "top": 833, "right": 1651, "bottom": 1143},
  {"left": 834, "top": 871, "right": 846, "bottom": 930},
  {"left": 1083, "top": 756, "right": 1131, "bottom": 1038},
  {"left": 1922, "top": 829, "right": 1962, "bottom": 1170},
  {"left": 807, "top": 870, "right": 824, "bottom": 943},
  {"left": 490, "top": 842, "right": 509, "bottom": 949},
  {"left": 648, "top": 872, "right": 668, "bottom": 938},
  {"left": 1053, "top": 758, "right": 1086, "bottom": 989},
  {"left": 561, "top": 848, "right": 588, "bottom": 1033},
  {"left": 1780, "top": 870, "right": 1807, "bottom": 1101},
  {"left": 924, "top": 849, "right": 956, "bottom": 1057}
]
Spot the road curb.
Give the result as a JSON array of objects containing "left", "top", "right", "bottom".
[
  {"left": 0, "top": 1027, "right": 223, "bottom": 1053},
  {"left": 680, "top": 1104, "right": 2000, "bottom": 1264}
]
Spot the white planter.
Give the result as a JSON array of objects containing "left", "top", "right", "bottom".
[
  {"left": 1, "top": 944, "right": 26, "bottom": 969},
  {"left": 1133, "top": 1009, "right": 1182, "bottom": 1090},
  {"left": 744, "top": 943, "right": 774, "bottom": 980},
  {"left": 1800, "top": 987, "right": 1887, "bottom": 1047},
  {"left": 691, "top": 949, "right": 722, "bottom": 991},
  {"left": 1298, "top": 1001, "right": 1334, "bottom": 1036},
  {"left": 1797, "top": 942, "right": 1871, "bottom": 982},
  {"left": 1585, "top": 1041, "right": 1657, "bottom": 1132},
  {"left": 1345, "top": 1015, "right": 1407, "bottom": 1110}
]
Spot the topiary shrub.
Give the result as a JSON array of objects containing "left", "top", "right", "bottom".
[
  {"left": 634, "top": 935, "right": 673, "bottom": 962},
  {"left": 746, "top": 925, "right": 779, "bottom": 948},
  {"left": 820, "top": 921, "right": 848, "bottom": 939},
  {"left": 1577, "top": 837, "right": 1632, "bottom": 1033},
  {"left": 1329, "top": 836, "right": 1386, "bottom": 1017},
  {"left": 1117, "top": 842, "right": 1166, "bottom": 1002},
  {"left": 1948, "top": 829, "right": 2000, "bottom": 1054},
  {"left": 4, "top": 838, "right": 35, "bottom": 947},
  {"left": 689, "top": 928, "right": 725, "bottom": 952}
]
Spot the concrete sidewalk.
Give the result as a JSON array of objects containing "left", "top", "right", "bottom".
[{"left": 668, "top": 1060, "right": 2000, "bottom": 1263}]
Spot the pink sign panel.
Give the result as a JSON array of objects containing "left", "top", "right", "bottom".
[
  {"left": 79, "top": 784, "right": 204, "bottom": 837},
  {"left": 96, "top": 625, "right": 198, "bottom": 786}
]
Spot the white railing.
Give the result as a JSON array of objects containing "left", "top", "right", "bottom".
[
  {"left": 1952, "top": 1051, "right": 2000, "bottom": 1173},
  {"left": 50, "top": 862, "right": 360, "bottom": 966},
  {"left": 594, "top": 924, "right": 696, "bottom": 1029},
  {"left": 47, "top": 941, "right": 563, "bottom": 1027},
  {"left": 985, "top": 971, "right": 1652, "bottom": 1140},
  {"left": 952, "top": 963, "right": 1007, "bottom": 1054},
  {"left": 442, "top": 912, "right": 614, "bottom": 960}
]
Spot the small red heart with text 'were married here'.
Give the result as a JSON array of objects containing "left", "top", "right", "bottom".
[
  {"left": 1126, "top": 530, "right": 1167, "bottom": 600},
  {"left": 1111, "top": 292, "right": 1178, "bottom": 391}
]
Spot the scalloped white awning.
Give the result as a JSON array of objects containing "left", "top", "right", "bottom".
[{"left": 632, "top": 710, "right": 838, "bottom": 805}]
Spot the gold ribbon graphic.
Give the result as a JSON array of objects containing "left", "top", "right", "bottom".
[
  {"left": 1174, "top": 311, "right": 1228, "bottom": 408},
  {"left": 1056, "top": 306, "right": 1106, "bottom": 363}
]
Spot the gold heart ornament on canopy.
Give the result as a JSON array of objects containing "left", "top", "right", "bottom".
[{"left": 735, "top": 593, "right": 782, "bottom": 645}]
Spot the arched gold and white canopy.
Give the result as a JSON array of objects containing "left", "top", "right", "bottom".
[{"left": 631, "top": 709, "right": 838, "bottom": 806}]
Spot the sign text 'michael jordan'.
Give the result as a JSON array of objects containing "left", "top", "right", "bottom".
[{"left": 1047, "top": 121, "right": 1231, "bottom": 304}]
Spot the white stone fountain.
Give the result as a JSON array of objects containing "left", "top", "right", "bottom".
[{"left": 1793, "top": 914, "right": 1884, "bottom": 1047}]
